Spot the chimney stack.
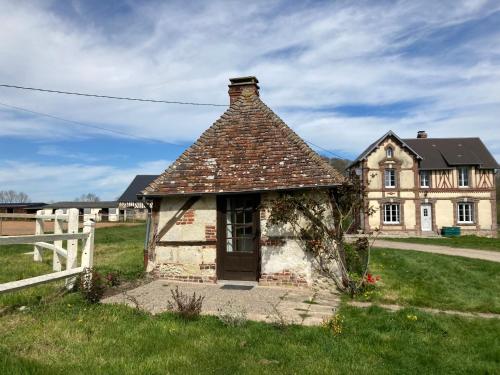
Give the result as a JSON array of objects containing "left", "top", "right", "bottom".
[
  {"left": 228, "top": 76, "right": 259, "bottom": 105},
  {"left": 417, "top": 130, "right": 428, "bottom": 139}
]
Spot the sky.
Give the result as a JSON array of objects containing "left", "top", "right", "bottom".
[{"left": 0, "top": 0, "right": 499, "bottom": 202}]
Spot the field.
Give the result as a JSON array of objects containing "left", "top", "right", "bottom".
[
  {"left": 0, "top": 219, "right": 142, "bottom": 236},
  {"left": 1, "top": 225, "right": 499, "bottom": 374}
]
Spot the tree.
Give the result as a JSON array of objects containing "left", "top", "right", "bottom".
[
  {"left": 266, "top": 174, "right": 376, "bottom": 296},
  {"left": 0, "top": 190, "right": 31, "bottom": 203},
  {"left": 75, "top": 193, "right": 101, "bottom": 202},
  {"left": 321, "top": 157, "right": 352, "bottom": 176}
]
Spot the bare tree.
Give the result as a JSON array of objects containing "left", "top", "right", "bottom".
[
  {"left": 74, "top": 193, "right": 101, "bottom": 202},
  {"left": 0, "top": 190, "right": 31, "bottom": 203}
]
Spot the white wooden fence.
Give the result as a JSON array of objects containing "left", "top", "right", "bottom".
[{"left": 0, "top": 209, "right": 95, "bottom": 294}]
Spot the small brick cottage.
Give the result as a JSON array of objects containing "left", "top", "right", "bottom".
[{"left": 140, "top": 77, "right": 343, "bottom": 286}]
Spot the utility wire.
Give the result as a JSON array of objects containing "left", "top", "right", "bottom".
[
  {"left": 0, "top": 99, "right": 345, "bottom": 158},
  {"left": 0, "top": 84, "right": 228, "bottom": 107},
  {"left": 0, "top": 101, "right": 188, "bottom": 148},
  {"left": 304, "top": 139, "right": 346, "bottom": 159}
]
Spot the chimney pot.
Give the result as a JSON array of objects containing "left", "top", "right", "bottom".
[
  {"left": 228, "top": 76, "right": 259, "bottom": 105},
  {"left": 417, "top": 130, "right": 428, "bottom": 139}
]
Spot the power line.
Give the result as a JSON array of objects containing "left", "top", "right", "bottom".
[
  {"left": 0, "top": 84, "right": 228, "bottom": 107},
  {"left": 0, "top": 101, "right": 188, "bottom": 148},
  {"left": 304, "top": 139, "right": 346, "bottom": 159},
  {"left": 0, "top": 100, "right": 345, "bottom": 158}
]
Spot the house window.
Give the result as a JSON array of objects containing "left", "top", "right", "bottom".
[
  {"left": 386, "top": 147, "right": 393, "bottom": 158},
  {"left": 458, "top": 167, "right": 469, "bottom": 187},
  {"left": 420, "top": 171, "right": 430, "bottom": 188},
  {"left": 384, "top": 169, "right": 396, "bottom": 188},
  {"left": 384, "top": 203, "right": 400, "bottom": 224},
  {"left": 457, "top": 202, "right": 474, "bottom": 223},
  {"left": 83, "top": 208, "right": 91, "bottom": 214}
]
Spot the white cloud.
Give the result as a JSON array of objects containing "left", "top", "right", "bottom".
[
  {"left": 0, "top": 0, "right": 498, "bottom": 162},
  {"left": 0, "top": 159, "right": 170, "bottom": 202}
]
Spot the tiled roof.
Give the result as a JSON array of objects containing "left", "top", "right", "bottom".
[{"left": 142, "top": 81, "right": 343, "bottom": 196}]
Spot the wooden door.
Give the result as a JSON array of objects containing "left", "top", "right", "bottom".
[{"left": 217, "top": 194, "right": 260, "bottom": 281}]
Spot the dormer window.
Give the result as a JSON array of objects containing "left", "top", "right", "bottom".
[
  {"left": 458, "top": 167, "right": 469, "bottom": 187},
  {"left": 386, "top": 147, "right": 393, "bottom": 158}
]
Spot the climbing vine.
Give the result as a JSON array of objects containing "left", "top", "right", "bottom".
[{"left": 266, "top": 175, "right": 377, "bottom": 295}]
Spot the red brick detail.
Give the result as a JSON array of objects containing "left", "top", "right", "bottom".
[
  {"left": 260, "top": 237, "right": 286, "bottom": 246},
  {"left": 152, "top": 266, "right": 217, "bottom": 284},
  {"left": 199, "top": 263, "right": 216, "bottom": 270},
  {"left": 175, "top": 209, "right": 195, "bottom": 225},
  {"left": 205, "top": 225, "right": 216, "bottom": 241},
  {"left": 259, "top": 270, "right": 308, "bottom": 287}
]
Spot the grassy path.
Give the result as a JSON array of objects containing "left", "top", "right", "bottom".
[{"left": 382, "top": 234, "right": 500, "bottom": 252}]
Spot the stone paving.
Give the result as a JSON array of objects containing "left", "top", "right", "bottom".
[{"left": 102, "top": 280, "right": 341, "bottom": 326}]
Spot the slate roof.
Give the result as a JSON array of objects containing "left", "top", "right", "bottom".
[
  {"left": 348, "top": 130, "right": 422, "bottom": 168},
  {"left": 403, "top": 137, "right": 499, "bottom": 170},
  {"left": 349, "top": 131, "right": 499, "bottom": 170},
  {"left": 142, "top": 78, "right": 343, "bottom": 197},
  {"left": 118, "top": 175, "right": 159, "bottom": 202},
  {"left": 0, "top": 203, "right": 46, "bottom": 208},
  {"left": 43, "top": 201, "right": 118, "bottom": 209}
]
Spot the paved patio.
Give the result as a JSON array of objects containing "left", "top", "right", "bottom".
[{"left": 102, "top": 280, "right": 340, "bottom": 326}]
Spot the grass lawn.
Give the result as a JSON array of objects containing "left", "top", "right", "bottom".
[
  {"left": 1, "top": 296, "right": 499, "bottom": 374},
  {"left": 0, "top": 224, "right": 145, "bottom": 308},
  {"left": 382, "top": 234, "right": 500, "bottom": 251},
  {"left": 356, "top": 248, "right": 500, "bottom": 313},
  {"left": 1, "top": 225, "right": 500, "bottom": 373}
]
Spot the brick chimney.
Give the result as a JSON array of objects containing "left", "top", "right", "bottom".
[
  {"left": 417, "top": 130, "right": 428, "bottom": 139},
  {"left": 228, "top": 76, "right": 259, "bottom": 105}
]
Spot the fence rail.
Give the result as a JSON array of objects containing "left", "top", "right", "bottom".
[{"left": 0, "top": 209, "right": 94, "bottom": 294}]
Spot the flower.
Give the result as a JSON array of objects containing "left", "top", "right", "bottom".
[
  {"left": 365, "top": 273, "right": 381, "bottom": 285},
  {"left": 406, "top": 314, "right": 418, "bottom": 321}
]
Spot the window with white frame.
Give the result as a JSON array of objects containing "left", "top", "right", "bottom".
[
  {"left": 384, "top": 203, "right": 400, "bottom": 224},
  {"left": 384, "top": 169, "right": 396, "bottom": 188},
  {"left": 458, "top": 167, "right": 469, "bottom": 187},
  {"left": 386, "top": 147, "right": 393, "bottom": 158},
  {"left": 457, "top": 202, "right": 474, "bottom": 223},
  {"left": 420, "top": 171, "right": 430, "bottom": 188}
]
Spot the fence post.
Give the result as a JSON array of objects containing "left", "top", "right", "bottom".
[
  {"left": 53, "top": 209, "right": 63, "bottom": 271},
  {"left": 65, "top": 208, "right": 79, "bottom": 289},
  {"left": 33, "top": 210, "right": 44, "bottom": 262},
  {"left": 81, "top": 220, "right": 95, "bottom": 269}
]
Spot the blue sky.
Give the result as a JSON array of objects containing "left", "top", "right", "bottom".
[{"left": 0, "top": 0, "right": 499, "bottom": 201}]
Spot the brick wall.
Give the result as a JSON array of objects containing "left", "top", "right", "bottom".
[
  {"left": 175, "top": 209, "right": 195, "bottom": 225},
  {"left": 205, "top": 225, "right": 216, "bottom": 241}
]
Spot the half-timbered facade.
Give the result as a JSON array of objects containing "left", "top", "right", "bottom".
[
  {"left": 349, "top": 131, "right": 498, "bottom": 236},
  {"left": 139, "top": 77, "right": 343, "bottom": 286}
]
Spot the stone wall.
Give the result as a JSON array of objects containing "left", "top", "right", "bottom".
[
  {"left": 259, "top": 192, "right": 320, "bottom": 287},
  {"left": 153, "top": 196, "right": 217, "bottom": 282},
  {"left": 152, "top": 191, "right": 341, "bottom": 287}
]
